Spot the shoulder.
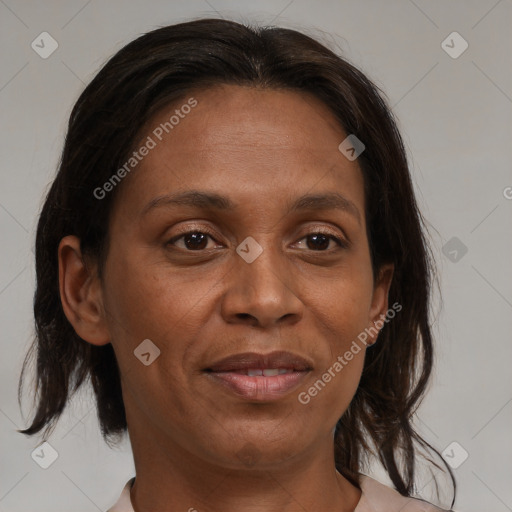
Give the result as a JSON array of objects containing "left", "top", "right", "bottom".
[
  {"left": 106, "top": 477, "right": 135, "bottom": 512},
  {"left": 356, "top": 474, "right": 453, "bottom": 512}
]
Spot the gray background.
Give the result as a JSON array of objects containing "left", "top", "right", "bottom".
[{"left": 1, "top": 1, "right": 511, "bottom": 511}]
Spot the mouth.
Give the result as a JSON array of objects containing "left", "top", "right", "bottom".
[{"left": 203, "top": 351, "right": 313, "bottom": 401}]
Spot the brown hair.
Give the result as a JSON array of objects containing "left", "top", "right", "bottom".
[{"left": 17, "top": 18, "right": 455, "bottom": 507}]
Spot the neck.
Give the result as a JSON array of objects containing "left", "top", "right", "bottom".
[{"left": 127, "top": 424, "right": 361, "bottom": 512}]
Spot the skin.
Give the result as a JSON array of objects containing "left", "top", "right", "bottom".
[{"left": 59, "top": 84, "right": 393, "bottom": 512}]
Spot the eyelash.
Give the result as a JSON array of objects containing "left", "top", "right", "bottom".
[{"left": 167, "top": 227, "right": 348, "bottom": 252}]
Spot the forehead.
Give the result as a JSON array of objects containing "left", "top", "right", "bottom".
[
  {"left": 112, "top": 84, "right": 365, "bottom": 219},
  {"left": 147, "top": 84, "right": 347, "bottom": 154}
]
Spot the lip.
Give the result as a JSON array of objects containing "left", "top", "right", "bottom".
[
  {"left": 203, "top": 351, "right": 313, "bottom": 401},
  {"left": 205, "top": 351, "right": 313, "bottom": 372}
]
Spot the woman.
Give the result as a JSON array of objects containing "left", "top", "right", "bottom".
[{"left": 17, "top": 18, "right": 456, "bottom": 512}]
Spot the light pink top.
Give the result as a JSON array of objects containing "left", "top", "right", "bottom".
[{"left": 106, "top": 475, "right": 451, "bottom": 511}]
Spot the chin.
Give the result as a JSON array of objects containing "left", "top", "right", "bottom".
[{"left": 206, "top": 437, "right": 307, "bottom": 471}]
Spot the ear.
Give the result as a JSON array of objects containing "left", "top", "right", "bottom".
[
  {"left": 58, "top": 235, "right": 110, "bottom": 346},
  {"left": 366, "top": 263, "right": 394, "bottom": 345}
]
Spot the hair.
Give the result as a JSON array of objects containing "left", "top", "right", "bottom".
[{"left": 17, "top": 17, "right": 455, "bottom": 508}]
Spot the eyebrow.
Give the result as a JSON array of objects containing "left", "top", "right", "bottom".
[{"left": 140, "top": 189, "right": 361, "bottom": 224}]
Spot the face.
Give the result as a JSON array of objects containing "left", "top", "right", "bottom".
[{"left": 93, "top": 85, "right": 392, "bottom": 470}]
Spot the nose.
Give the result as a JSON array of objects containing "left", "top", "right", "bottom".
[{"left": 220, "top": 239, "right": 303, "bottom": 329}]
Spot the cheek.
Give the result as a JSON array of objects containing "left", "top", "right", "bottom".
[
  {"left": 299, "top": 259, "right": 372, "bottom": 414},
  {"left": 101, "top": 245, "right": 227, "bottom": 396},
  {"left": 102, "top": 251, "right": 208, "bottom": 427},
  {"left": 103, "top": 247, "right": 208, "bottom": 337},
  {"left": 312, "top": 266, "right": 374, "bottom": 342},
  {"left": 297, "top": 348, "right": 365, "bottom": 431}
]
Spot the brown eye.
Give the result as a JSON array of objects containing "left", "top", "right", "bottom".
[
  {"left": 167, "top": 231, "right": 218, "bottom": 251},
  {"left": 296, "top": 232, "right": 347, "bottom": 251},
  {"left": 306, "top": 233, "right": 330, "bottom": 251}
]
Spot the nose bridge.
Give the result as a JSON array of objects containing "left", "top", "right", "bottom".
[
  {"left": 223, "top": 233, "right": 302, "bottom": 326},
  {"left": 243, "top": 241, "right": 286, "bottom": 292}
]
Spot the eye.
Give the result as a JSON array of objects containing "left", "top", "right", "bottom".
[
  {"left": 294, "top": 231, "right": 347, "bottom": 251},
  {"left": 167, "top": 228, "right": 348, "bottom": 252},
  {"left": 167, "top": 230, "right": 220, "bottom": 251}
]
